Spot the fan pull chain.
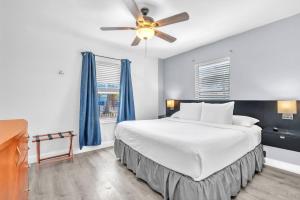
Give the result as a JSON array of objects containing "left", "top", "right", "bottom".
[{"left": 145, "top": 39, "right": 147, "bottom": 57}]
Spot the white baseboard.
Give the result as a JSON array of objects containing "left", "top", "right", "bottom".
[
  {"left": 74, "top": 140, "right": 114, "bottom": 154},
  {"left": 265, "top": 158, "right": 300, "bottom": 174},
  {"left": 28, "top": 140, "right": 114, "bottom": 164}
]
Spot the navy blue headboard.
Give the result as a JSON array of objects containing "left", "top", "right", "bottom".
[{"left": 165, "top": 100, "right": 300, "bottom": 130}]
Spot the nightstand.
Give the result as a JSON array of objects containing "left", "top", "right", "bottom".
[
  {"left": 262, "top": 127, "right": 300, "bottom": 152},
  {"left": 158, "top": 115, "right": 166, "bottom": 119}
]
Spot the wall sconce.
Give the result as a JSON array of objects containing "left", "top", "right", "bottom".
[
  {"left": 166, "top": 99, "right": 175, "bottom": 110},
  {"left": 277, "top": 100, "right": 297, "bottom": 120}
]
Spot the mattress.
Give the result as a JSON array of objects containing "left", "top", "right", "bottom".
[{"left": 115, "top": 118, "right": 261, "bottom": 181}]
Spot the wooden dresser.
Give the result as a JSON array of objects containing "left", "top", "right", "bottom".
[{"left": 0, "top": 119, "right": 29, "bottom": 200}]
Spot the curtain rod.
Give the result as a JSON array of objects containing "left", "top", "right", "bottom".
[{"left": 95, "top": 54, "right": 121, "bottom": 61}]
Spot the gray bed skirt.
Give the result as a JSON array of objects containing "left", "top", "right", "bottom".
[{"left": 114, "top": 139, "right": 264, "bottom": 200}]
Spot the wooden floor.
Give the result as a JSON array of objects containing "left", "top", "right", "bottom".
[{"left": 29, "top": 147, "right": 300, "bottom": 200}]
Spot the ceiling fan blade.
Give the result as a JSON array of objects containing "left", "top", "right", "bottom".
[
  {"left": 155, "top": 12, "right": 189, "bottom": 27},
  {"left": 123, "top": 0, "right": 141, "bottom": 20},
  {"left": 131, "top": 36, "right": 141, "bottom": 46},
  {"left": 100, "top": 27, "right": 136, "bottom": 31},
  {"left": 155, "top": 30, "right": 176, "bottom": 43}
]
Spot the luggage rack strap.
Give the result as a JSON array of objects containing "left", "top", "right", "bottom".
[
  {"left": 58, "top": 132, "right": 64, "bottom": 138},
  {"left": 32, "top": 131, "right": 75, "bottom": 142}
]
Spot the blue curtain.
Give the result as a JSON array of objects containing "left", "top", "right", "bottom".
[
  {"left": 117, "top": 59, "right": 136, "bottom": 123},
  {"left": 79, "top": 52, "right": 101, "bottom": 149}
]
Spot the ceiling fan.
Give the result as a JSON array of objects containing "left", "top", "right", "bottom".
[{"left": 100, "top": 0, "right": 190, "bottom": 46}]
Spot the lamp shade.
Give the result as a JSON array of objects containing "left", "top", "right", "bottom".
[
  {"left": 136, "top": 27, "right": 155, "bottom": 40},
  {"left": 277, "top": 100, "right": 297, "bottom": 114},
  {"left": 166, "top": 100, "right": 175, "bottom": 109}
]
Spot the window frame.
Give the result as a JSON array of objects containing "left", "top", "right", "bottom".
[
  {"left": 95, "top": 57, "right": 121, "bottom": 123},
  {"left": 194, "top": 57, "right": 231, "bottom": 100}
]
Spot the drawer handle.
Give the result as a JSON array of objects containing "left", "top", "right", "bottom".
[
  {"left": 16, "top": 146, "right": 21, "bottom": 166},
  {"left": 15, "top": 146, "right": 29, "bottom": 166},
  {"left": 280, "top": 136, "right": 285, "bottom": 139},
  {"left": 24, "top": 188, "right": 30, "bottom": 192},
  {"left": 19, "top": 151, "right": 28, "bottom": 165},
  {"left": 16, "top": 146, "right": 21, "bottom": 155}
]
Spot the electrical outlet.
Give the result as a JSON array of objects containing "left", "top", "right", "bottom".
[{"left": 282, "top": 113, "right": 293, "bottom": 120}]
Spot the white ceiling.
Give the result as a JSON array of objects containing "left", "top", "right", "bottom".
[{"left": 15, "top": 0, "right": 300, "bottom": 58}]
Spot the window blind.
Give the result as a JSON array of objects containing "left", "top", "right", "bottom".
[
  {"left": 95, "top": 58, "right": 121, "bottom": 94},
  {"left": 195, "top": 58, "right": 230, "bottom": 100}
]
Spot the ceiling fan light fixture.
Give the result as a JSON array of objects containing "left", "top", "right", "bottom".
[
  {"left": 100, "top": 1, "right": 190, "bottom": 46},
  {"left": 136, "top": 27, "right": 155, "bottom": 40}
]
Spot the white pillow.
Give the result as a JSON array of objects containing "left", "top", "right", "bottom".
[
  {"left": 179, "top": 103, "right": 202, "bottom": 120},
  {"left": 232, "top": 115, "right": 259, "bottom": 127},
  {"left": 201, "top": 102, "right": 234, "bottom": 124},
  {"left": 170, "top": 111, "right": 180, "bottom": 118}
]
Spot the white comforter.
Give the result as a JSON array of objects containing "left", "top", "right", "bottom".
[{"left": 115, "top": 118, "right": 261, "bottom": 181}]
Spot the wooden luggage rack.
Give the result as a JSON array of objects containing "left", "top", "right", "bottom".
[{"left": 32, "top": 131, "right": 76, "bottom": 164}]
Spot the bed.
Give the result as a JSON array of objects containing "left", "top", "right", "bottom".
[{"left": 114, "top": 117, "right": 264, "bottom": 200}]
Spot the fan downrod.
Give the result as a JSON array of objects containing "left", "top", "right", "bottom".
[{"left": 141, "top": 8, "right": 149, "bottom": 16}]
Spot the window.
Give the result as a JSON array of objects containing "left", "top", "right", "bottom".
[
  {"left": 195, "top": 58, "right": 230, "bottom": 100},
  {"left": 96, "top": 57, "right": 120, "bottom": 122}
]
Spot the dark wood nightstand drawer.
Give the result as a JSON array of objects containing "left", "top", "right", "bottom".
[{"left": 262, "top": 129, "right": 300, "bottom": 152}]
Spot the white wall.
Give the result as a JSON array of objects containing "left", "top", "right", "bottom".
[
  {"left": 158, "top": 59, "right": 165, "bottom": 116},
  {"left": 0, "top": 1, "right": 158, "bottom": 162}
]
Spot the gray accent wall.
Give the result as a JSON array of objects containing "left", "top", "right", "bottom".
[{"left": 161, "top": 13, "right": 300, "bottom": 115}]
